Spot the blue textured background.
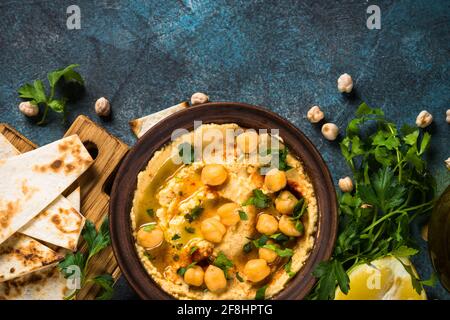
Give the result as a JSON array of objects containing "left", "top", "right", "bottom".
[{"left": 0, "top": 0, "right": 449, "bottom": 299}]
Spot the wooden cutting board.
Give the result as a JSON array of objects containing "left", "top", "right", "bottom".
[{"left": 0, "top": 115, "right": 129, "bottom": 300}]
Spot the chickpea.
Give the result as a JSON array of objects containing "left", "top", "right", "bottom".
[
  {"left": 18, "top": 101, "right": 39, "bottom": 117},
  {"left": 244, "top": 259, "right": 271, "bottom": 282},
  {"left": 200, "top": 216, "right": 226, "bottom": 243},
  {"left": 184, "top": 265, "right": 205, "bottom": 286},
  {"left": 446, "top": 109, "right": 450, "bottom": 124},
  {"left": 337, "top": 73, "right": 353, "bottom": 93},
  {"left": 236, "top": 131, "right": 259, "bottom": 154},
  {"left": 307, "top": 105, "right": 325, "bottom": 123},
  {"left": 321, "top": 123, "right": 339, "bottom": 141},
  {"left": 275, "top": 191, "right": 297, "bottom": 214},
  {"left": 201, "top": 164, "right": 228, "bottom": 186},
  {"left": 259, "top": 247, "right": 278, "bottom": 263},
  {"left": 204, "top": 265, "right": 227, "bottom": 292},
  {"left": 416, "top": 110, "right": 433, "bottom": 128},
  {"left": 264, "top": 168, "right": 287, "bottom": 192},
  {"left": 191, "top": 92, "right": 209, "bottom": 105},
  {"left": 217, "top": 203, "right": 241, "bottom": 226},
  {"left": 256, "top": 213, "right": 278, "bottom": 235},
  {"left": 279, "top": 215, "right": 302, "bottom": 237},
  {"left": 137, "top": 225, "right": 164, "bottom": 249},
  {"left": 338, "top": 176, "right": 353, "bottom": 193},
  {"left": 95, "top": 97, "right": 111, "bottom": 116}
]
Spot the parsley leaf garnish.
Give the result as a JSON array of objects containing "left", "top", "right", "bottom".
[
  {"left": 213, "top": 252, "right": 234, "bottom": 278},
  {"left": 255, "top": 285, "right": 268, "bottom": 300},
  {"left": 171, "top": 234, "right": 181, "bottom": 241},
  {"left": 243, "top": 189, "right": 271, "bottom": 208},
  {"left": 185, "top": 206, "right": 204, "bottom": 223},
  {"left": 146, "top": 209, "right": 155, "bottom": 217},
  {"left": 185, "top": 226, "right": 195, "bottom": 234},
  {"left": 58, "top": 217, "right": 113, "bottom": 300},
  {"left": 17, "top": 64, "right": 84, "bottom": 125},
  {"left": 308, "top": 102, "right": 437, "bottom": 300},
  {"left": 238, "top": 210, "right": 248, "bottom": 220},
  {"left": 178, "top": 142, "right": 195, "bottom": 164}
]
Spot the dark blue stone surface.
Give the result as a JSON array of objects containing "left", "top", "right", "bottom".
[{"left": 0, "top": 0, "right": 449, "bottom": 299}]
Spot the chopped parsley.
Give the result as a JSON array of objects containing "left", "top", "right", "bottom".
[
  {"left": 235, "top": 273, "right": 244, "bottom": 282},
  {"left": 185, "top": 206, "right": 204, "bottom": 223},
  {"left": 255, "top": 285, "right": 268, "bottom": 300},
  {"left": 284, "top": 258, "right": 296, "bottom": 278},
  {"left": 185, "top": 226, "right": 195, "bottom": 234},
  {"left": 146, "top": 208, "right": 155, "bottom": 217},
  {"left": 178, "top": 142, "right": 195, "bottom": 164},
  {"left": 143, "top": 224, "right": 156, "bottom": 232},
  {"left": 171, "top": 234, "right": 181, "bottom": 241},
  {"left": 243, "top": 242, "right": 253, "bottom": 253},
  {"left": 213, "top": 252, "right": 234, "bottom": 278},
  {"left": 177, "top": 262, "right": 197, "bottom": 277},
  {"left": 243, "top": 189, "right": 271, "bottom": 208},
  {"left": 238, "top": 210, "right": 248, "bottom": 220},
  {"left": 190, "top": 246, "right": 198, "bottom": 255}
]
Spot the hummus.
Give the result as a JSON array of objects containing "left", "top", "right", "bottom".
[{"left": 131, "top": 124, "right": 318, "bottom": 299}]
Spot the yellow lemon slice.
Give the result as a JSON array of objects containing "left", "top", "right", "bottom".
[{"left": 335, "top": 256, "right": 426, "bottom": 300}]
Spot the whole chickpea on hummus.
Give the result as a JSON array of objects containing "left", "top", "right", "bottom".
[{"left": 131, "top": 124, "right": 318, "bottom": 299}]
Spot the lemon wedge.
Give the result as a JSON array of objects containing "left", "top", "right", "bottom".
[{"left": 335, "top": 256, "right": 426, "bottom": 300}]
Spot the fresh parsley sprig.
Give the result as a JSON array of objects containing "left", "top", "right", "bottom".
[
  {"left": 58, "top": 217, "right": 114, "bottom": 300},
  {"left": 308, "top": 103, "right": 437, "bottom": 300},
  {"left": 243, "top": 189, "right": 271, "bottom": 208},
  {"left": 17, "top": 64, "right": 84, "bottom": 124}
]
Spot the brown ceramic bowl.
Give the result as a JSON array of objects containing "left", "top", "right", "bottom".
[{"left": 110, "top": 102, "right": 338, "bottom": 300}]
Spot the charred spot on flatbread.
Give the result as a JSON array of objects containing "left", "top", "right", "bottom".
[{"left": 0, "top": 200, "right": 21, "bottom": 229}]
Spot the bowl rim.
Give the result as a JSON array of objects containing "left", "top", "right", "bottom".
[{"left": 110, "top": 102, "right": 338, "bottom": 300}]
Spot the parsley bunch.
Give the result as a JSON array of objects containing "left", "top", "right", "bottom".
[
  {"left": 59, "top": 217, "right": 114, "bottom": 300},
  {"left": 309, "top": 103, "right": 436, "bottom": 300},
  {"left": 18, "top": 64, "right": 84, "bottom": 124}
]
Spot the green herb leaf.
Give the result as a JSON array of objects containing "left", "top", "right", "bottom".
[
  {"left": 262, "top": 244, "right": 293, "bottom": 257},
  {"left": 243, "top": 242, "right": 253, "bottom": 253},
  {"left": 185, "top": 226, "right": 195, "bottom": 234},
  {"left": 143, "top": 224, "right": 156, "bottom": 232},
  {"left": 190, "top": 246, "right": 198, "bottom": 255},
  {"left": 420, "top": 272, "right": 438, "bottom": 287},
  {"left": 47, "top": 64, "right": 81, "bottom": 88},
  {"left": 171, "top": 234, "right": 181, "bottom": 241},
  {"left": 58, "top": 251, "right": 86, "bottom": 279},
  {"left": 391, "top": 246, "right": 419, "bottom": 258},
  {"left": 284, "top": 259, "right": 296, "bottom": 277},
  {"left": 243, "top": 189, "right": 271, "bottom": 208},
  {"left": 308, "top": 102, "right": 436, "bottom": 300},
  {"left": 92, "top": 274, "right": 114, "bottom": 300},
  {"left": 255, "top": 285, "right": 268, "bottom": 300},
  {"left": 178, "top": 142, "right": 195, "bottom": 164},
  {"left": 253, "top": 235, "right": 269, "bottom": 248},
  {"left": 146, "top": 209, "right": 155, "bottom": 217},
  {"left": 236, "top": 273, "right": 244, "bottom": 282},
  {"left": 238, "top": 210, "right": 248, "bottom": 220},
  {"left": 213, "top": 252, "right": 234, "bottom": 278},
  {"left": 185, "top": 206, "right": 204, "bottom": 223}
]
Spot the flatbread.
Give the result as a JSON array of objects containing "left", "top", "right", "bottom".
[
  {"left": 0, "top": 135, "right": 93, "bottom": 245},
  {"left": 19, "top": 195, "right": 85, "bottom": 251},
  {"left": 0, "top": 133, "right": 20, "bottom": 158},
  {"left": 0, "top": 234, "right": 63, "bottom": 283},
  {"left": 0, "top": 263, "right": 70, "bottom": 300},
  {"left": 129, "top": 101, "right": 189, "bottom": 138},
  {"left": 66, "top": 187, "right": 81, "bottom": 212},
  {"left": 0, "top": 136, "right": 87, "bottom": 250}
]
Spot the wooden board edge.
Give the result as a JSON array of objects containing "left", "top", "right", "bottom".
[{"left": 0, "top": 123, "right": 38, "bottom": 150}]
